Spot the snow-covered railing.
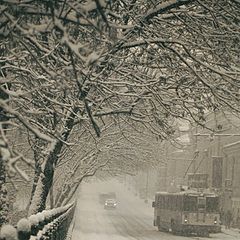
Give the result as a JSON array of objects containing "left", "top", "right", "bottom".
[{"left": 0, "top": 202, "right": 76, "bottom": 240}]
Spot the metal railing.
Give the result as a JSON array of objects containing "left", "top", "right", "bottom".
[{"left": 0, "top": 202, "right": 76, "bottom": 240}]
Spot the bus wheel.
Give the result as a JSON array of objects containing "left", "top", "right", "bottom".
[
  {"left": 197, "top": 231, "right": 209, "bottom": 237},
  {"left": 158, "top": 225, "right": 165, "bottom": 232},
  {"left": 203, "top": 231, "right": 209, "bottom": 237},
  {"left": 177, "top": 230, "right": 184, "bottom": 236}
]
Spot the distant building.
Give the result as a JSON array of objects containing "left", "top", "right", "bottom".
[
  {"left": 188, "top": 111, "right": 240, "bottom": 225},
  {"left": 156, "top": 129, "right": 192, "bottom": 192},
  {"left": 223, "top": 141, "right": 240, "bottom": 226}
]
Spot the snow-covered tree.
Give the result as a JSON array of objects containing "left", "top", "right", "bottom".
[{"left": 0, "top": 0, "right": 239, "bottom": 219}]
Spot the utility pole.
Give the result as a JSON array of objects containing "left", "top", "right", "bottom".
[
  {"left": 193, "top": 127, "right": 198, "bottom": 174},
  {"left": 145, "top": 168, "right": 149, "bottom": 203},
  {"left": 164, "top": 143, "right": 168, "bottom": 191},
  {"left": 163, "top": 163, "right": 167, "bottom": 192}
]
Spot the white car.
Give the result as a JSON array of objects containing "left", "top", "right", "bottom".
[{"left": 104, "top": 199, "right": 117, "bottom": 209}]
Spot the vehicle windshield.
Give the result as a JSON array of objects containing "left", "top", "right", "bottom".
[
  {"left": 198, "top": 197, "right": 206, "bottom": 209},
  {"left": 106, "top": 199, "right": 116, "bottom": 203},
  {"left": 183, "top": 196, "right": 197, "bottom": 211},
  {"left": 206, "top": 197, "right": 219, "bottom": 212}
]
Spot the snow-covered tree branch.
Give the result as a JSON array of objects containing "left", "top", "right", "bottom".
[{"left": 0, "top": 0, "right": 239, "bottom": 223}]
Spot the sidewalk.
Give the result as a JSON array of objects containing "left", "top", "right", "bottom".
[{"left": 221, "top": 227, "right": 240, "bottom": 238}]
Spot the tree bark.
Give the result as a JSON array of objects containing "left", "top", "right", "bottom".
[
  {"left": 28, "top": 107, "right": 79, "bottom": 215},
  {"left": 0, "top": 47, "right": 10, "bottom": 226},
  {"left": 0, "top": 146, "right": 9, "bottom": 227},
  {"left": 27, "top": 138, "right": 44, "bottom": 212}
]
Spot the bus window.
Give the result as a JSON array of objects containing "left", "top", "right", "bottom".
[
  {"left": 177, "top": 196, "right": 183, "bottom": 210},
  {"left": 159, "top": 196, "right": 162, "bottom": 208},
  {"left": 206, "top": 197, "right": 219, "bottom": 212},
  {"left": 162, "top": 196, "right": 165, "bottom": 208},
  {"left": 183, "top": 196, "right": 197, "bottom": 211},
  {"left": 171, "top": 196, "right": 177, "bottom": 211},
  {"left": 165, "top": 196, "right": 168, "bottom": 209},
  {"left": 169, "top": 196, "right": 173, "bottom": 210},
  {"left": 158, "top": 195, "right": 162, "bottom": 208},
  {"left": 161, "top": 196, "right": 164, "bottom": 209},
  {"left": 172, "top": 196, "right": 176, "bottom": 210},
  {"left": 175, "top": 196, "right": 178, "bottom": 210},
  {"left": 198, "top": 197, "right": 206, "bottom": 209},
  {"left": 166, "top": 196, "right": 169, "bottom": 209}
]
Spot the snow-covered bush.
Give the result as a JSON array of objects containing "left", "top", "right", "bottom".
[{"left": 0, "top": 225, "right": 17, "bottom": 240}]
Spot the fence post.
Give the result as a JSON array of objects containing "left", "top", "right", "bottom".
[
  {"left": 28, "top": 215, "right": 39, "bottom": 236},
  {"left": 17, "top": 218, "right": 31, "bottom": 240},
  {"left": 1, "top": 202, "right": 76, "bottom": 240}
]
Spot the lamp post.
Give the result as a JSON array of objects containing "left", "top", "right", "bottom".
[{"left": 145, "top": 168, "right": 149, "bottom": 203}]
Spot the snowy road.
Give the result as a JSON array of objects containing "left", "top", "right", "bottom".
[{"left": 71, "top": 180, "right": 239, "bottom": 240}]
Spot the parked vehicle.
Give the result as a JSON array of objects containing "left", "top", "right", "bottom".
[{"left": 152, "top": 189, "right": 221, "bottom": 237}]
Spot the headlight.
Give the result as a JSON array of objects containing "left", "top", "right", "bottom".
[
  {"left": 214, "top": 220, "right": 217, "bottom": 224},
  {"left": 184, "top": 219, "right": 188, "bottom": 223}
]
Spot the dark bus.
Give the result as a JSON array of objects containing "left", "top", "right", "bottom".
[{"left": 152, "top": 190, "right": 221, "bottom": 237}]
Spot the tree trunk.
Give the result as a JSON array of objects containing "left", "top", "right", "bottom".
[
  {"left": 0, "top": 51, "right": 10, "bottom": 226},
  {"left": 0, "top": 146, "right": 9, "bottom": 227},
  {"left": 49, "top": 185, "right": 54, "bottom": 209},
  {"left": 27, "top": 139, "right": 45, "bottom": 212},
  {"left": 28, "top": 107, "right": 79, "bottom": 215},
  {"left": 28, "top": 139, "right": 64, "bottom": 214}
]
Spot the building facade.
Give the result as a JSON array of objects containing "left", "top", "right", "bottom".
[{"left": 188, "top": 111, "right": 240, "bottom": 227}]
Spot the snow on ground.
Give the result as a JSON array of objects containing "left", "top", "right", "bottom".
[{"left": 72, "top": 179, "right": 240, "bottom": 240}]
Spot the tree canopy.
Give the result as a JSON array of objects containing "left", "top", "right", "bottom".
[{"left": 0, "top": 0, "right": 239, "bottom": 217}]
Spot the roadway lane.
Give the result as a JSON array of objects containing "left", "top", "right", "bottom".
[{"left": 72, "top": 179, "right": 239, "bottom": 240}]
